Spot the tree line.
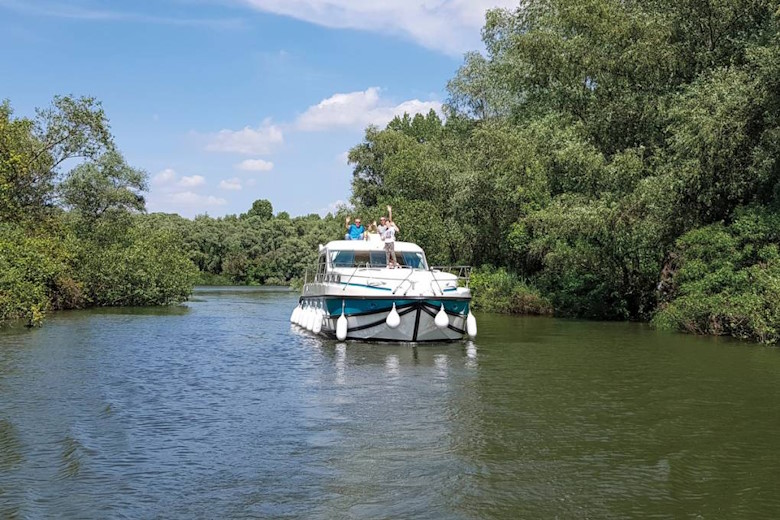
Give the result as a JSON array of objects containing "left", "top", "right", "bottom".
[
  {"left": 345, "top": 0, "right": 780, "bottom": 343},
  {"left": 0, "top": 95, "right": 344, "bottom": 325},
  {"left": 2, "top": 0, "right": 778, "bottom": 343}
]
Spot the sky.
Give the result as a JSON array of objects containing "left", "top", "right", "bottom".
[{"left": 0, "top": 0, "right": 516, "bottom": 218}]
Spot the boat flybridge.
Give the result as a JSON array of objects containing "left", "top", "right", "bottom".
[{"left": 290, "top": 240, "right": 477, "bottom": 342}]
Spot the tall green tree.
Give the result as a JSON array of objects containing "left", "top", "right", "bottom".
[{"left": 0, "top": 96, "right": 112, "bottom": 223}]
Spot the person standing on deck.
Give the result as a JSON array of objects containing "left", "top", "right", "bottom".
[
  {"left": 377, "top": 205, "right": 400, "bottom": 268},
  {"left": 344, "top": 216, "right": 365, "bottom": 240}
]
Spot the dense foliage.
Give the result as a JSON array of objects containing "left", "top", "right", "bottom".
[
  {"left": 1, "top": 98, "right": 196, "bottom": 325},
  {"left": 470, "top": 266, "right": 553, "bottom": 315},
  {"left": 345, "top": 0, "right": 780, "bottom": 342},
  {"left": 0, "top": 95, "right": 341, "bottom": 326},
  {"left": 3, "top": 0, "right": 779, "bottom": 343},
  {"left": 654, "top": 206, "right": 780, "bottom": 342}
]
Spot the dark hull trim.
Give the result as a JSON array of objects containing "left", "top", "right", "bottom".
[
  {"left": 412, "top": 307, "right": 422, "bottom": 342},
  {"left": 346, "top": 305, "right": 418, "bottom": 332}
]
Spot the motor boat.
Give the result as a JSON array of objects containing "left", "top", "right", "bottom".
[{"left": 290, "top": 240, "right": 477, "bottom": 342}]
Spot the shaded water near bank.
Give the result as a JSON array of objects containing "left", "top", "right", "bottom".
[{"left": 1, "top": 287, "right": 780, "bottom": 518}]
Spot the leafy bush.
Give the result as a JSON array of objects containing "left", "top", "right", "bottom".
[
  {"left": 653, "top": 207, "right": 780, "bottom": 343},
  {"left": 76, "top": 225, "right": 198, "bottom": 307},
  {"left": 470, "top": 266, "right": 552, "bottom": 315},
  {"left": 0, "top": 224, "right": 82, "bottom": 325}
]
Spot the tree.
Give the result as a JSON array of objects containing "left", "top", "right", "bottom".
[
  {"left": 245, "top": 199, "right": 273, "bottom": 221},
  {"left": 60, "top": 150, "right": 147, "bottom": 228},
  {"left": 0, "top": 96, "right": 112, "bottom": 223}
]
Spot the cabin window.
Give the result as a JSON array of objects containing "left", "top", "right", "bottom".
[{"left": 329, "top": 250, "right": 427, "bottom": 269}]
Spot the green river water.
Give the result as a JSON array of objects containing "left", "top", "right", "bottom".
[{"left": 1, "top": 287, "right": 779, "bottom": 518}]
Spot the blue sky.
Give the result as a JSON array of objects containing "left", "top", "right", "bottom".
[{"left": 0, "top": 0, "right": 515, "bottom": 217}]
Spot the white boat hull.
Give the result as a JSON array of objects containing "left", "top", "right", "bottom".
[{"left": 295, "top": 297, "right": 469, "bottom": 342}]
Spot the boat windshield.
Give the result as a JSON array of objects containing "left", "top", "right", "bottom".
[{"left": 330, "top": 250, "right": 427, "bottom": 269}]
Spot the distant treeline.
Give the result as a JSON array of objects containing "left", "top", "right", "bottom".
[
  {"left": 143, "top": 205, "right": 343, "bottom": 287},
  {"left": 3, "top": 0, "right": 779, "bottom": 343}
]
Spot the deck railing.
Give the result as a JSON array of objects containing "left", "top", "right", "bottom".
[
  {"left": 303, "top": 264, "right": 472, "bottom": 289},
  {"left": 430, "top": 266, "right": 472, "bottom": 287}
]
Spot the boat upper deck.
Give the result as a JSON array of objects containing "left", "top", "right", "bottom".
[{"left": 322, "top": 240, "right": 424, "bottom": 253}]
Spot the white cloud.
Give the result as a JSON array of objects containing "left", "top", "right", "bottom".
[
  {"left": 152, "top": 169, "right": 207, "bottom": 189},
  {"left": 239, "top": 0, "right": 518, "bottom": 55},
  {"left": 152, "top": 168, "right": 177, "bottom": 185},
  {"left": 296, "top": 87, "right": 441, "bottom": 131},
  {"left": 337, "top": 151, "right": 350, "bottom": 165},
  {"left": 169, "top": 191, "right": 228, "bottom": 206},
  {"left": 219, "top": 178, "right": 243, "bottom": 191},
  {"left": 178, "top": 175, "right": 206, "bottom": 187},
  {"left": 236, "top": 158, "right": 274, "bottom": 172},
  {"left": 205, "top": 118, "right": 283, "bottom": 155}
]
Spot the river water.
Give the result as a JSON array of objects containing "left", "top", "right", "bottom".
[{"left": 1, "top": 287, "right": 780, "bottom": 519}]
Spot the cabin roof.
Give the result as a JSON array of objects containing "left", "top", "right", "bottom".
[{"left": 322, "top": 240, "right": 424, "bottom": 253}]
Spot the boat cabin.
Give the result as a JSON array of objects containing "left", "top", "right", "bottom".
[{"left": 317, "top": 240, "right": 429, "bottom": 272}]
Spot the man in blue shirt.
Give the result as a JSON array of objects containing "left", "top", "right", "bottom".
[{"left": 344, "top": 216, "right": 365, "bottom": 240}]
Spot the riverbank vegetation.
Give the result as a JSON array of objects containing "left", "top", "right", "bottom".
[
  {"left": 0, "top": 97, "right": 196, "bottom": 325},
  {"left": 344, "top": 0, "right": 780, "bottom": 342},
  {"left": 3, "top": 0, "right": 779, "bottom": 343}
]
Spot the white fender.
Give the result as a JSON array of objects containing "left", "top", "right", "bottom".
[
  {"left": 386, "top": 303, "right": 401, "bottom": 329},
  {"left": 434, "top": 304, "right": 449, "bottom": 329},
  {"left": 466, "top": 312, "right": 477, "bottom": 338},
  {"left": 298, "top": 305, "right": 309, "bottom": 329},
  {"left": 306, "top": 305, "right": 315, "bottom": 331},
  {"left": 296, "top": 305, "right": 304, "bottom": 326},
  {"left": 291, "top": 305, "right": 298, "bottom": 324},
  {"left": 336, "top": 312, "right": 348, "bottom": 341},
  {"left": 313, "top": 309, "right": 323, "bottom": 334}
]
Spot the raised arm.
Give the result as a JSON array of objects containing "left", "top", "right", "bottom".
[
  {"left": 387, "top": 205, "right": 399, "bottom": 231},
  {"left": 345, "top": 216, "right": 351, "bottom": 230}
]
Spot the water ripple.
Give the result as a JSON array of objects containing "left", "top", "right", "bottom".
[{"left": 1, "top": 292, "right": 780, "bottom": 517}]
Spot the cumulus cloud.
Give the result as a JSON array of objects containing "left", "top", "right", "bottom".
[
  {"left": 219, "top": 178, "right": 243, "bottom": 191},
  {"left": 236, "top": 158, "right": 274, "bottom": 172},
  {"left": 296, "top": 87, "right": 441, "bottom": 131},
  {"left": 239, "top": 0, "right": 518, "bottom": 55},
  {"left": 178, "top": 175, "right": 206, "bottom": 187},
  {"left": 170, "top": 191, "right": 228, "bottom": 206},
  {"left": 204, "top": 118, "right": 283, "bottom": 155},
  {"left": 151, "top": 169, "right": 208, "bottom": 189},
  {"left": 152, "top": 168, "right": 177, "bottom": 185}
]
